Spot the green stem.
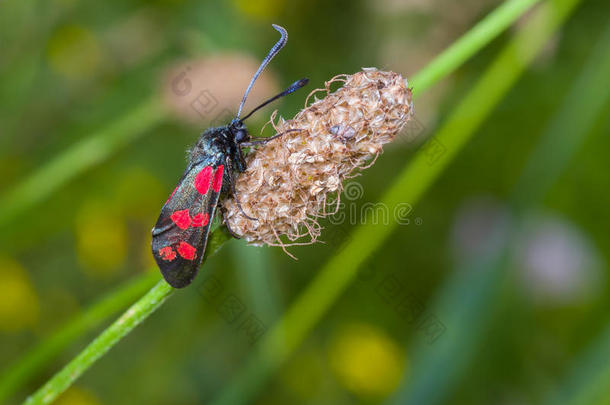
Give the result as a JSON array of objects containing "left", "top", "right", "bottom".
[
  {"left": 17, "top": 227, "right": 231, "bottom": 405},
  {"left": 397, "top": 17, "right": 610, "bottom": 405},
  {"left": 0, "top": 272, "right": 159, "bottom": 403},
  {"left": 409, "top": 0, "right": 541, "bottom": 92},
  {"left": 0, "top": 1, "right": 540, "bottom": 230},
  {"left": 210, "top": 0, "right": 581, "bottom": 404},
  {"left": 512, "top": 20, "right": 610, "bottom": 210},
  {"left": 536, "top": 21, "right": 610, "bottom": 405},
  {"left": 23, "top": 280, "right": 174, "bottom": 405},
  {"left": 13, "top": 0, "right": 547, "bottom": 402},
  {"left": 390, "top": 7, "right": 610, "bottom": 405}
]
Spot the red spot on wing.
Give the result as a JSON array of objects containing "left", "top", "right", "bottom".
[
  {"left": 192, "top": 212, "right": 209, "bottom": 227},
  {"left": 177, "top": 241, "right": 197, "bottom": 260},
  {"left": 170, "top": 209, "right": 192, "bottom": 230},
  {"left": 194, "top": 166, "right": 213, "bottom": 194},
  {"left": 159, "top": 246, "right": 176, "bottom": 261},
  {"left": 212, "top": 165, "right": 224, "bottom": 192}
]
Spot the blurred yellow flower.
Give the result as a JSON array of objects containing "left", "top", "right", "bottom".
[
  {"left": 329, "top": 323, "right": 406, "bottom": 399},
  {"left": 0, "top": 255, "right": 39, "bottom": 332},
  {"left": 47, "top": 24, "right": 102, "bottom": 79},
  {"left": 75, "top": 200, "right": 127, "bottom": 277},
  {"left": 55, "top": 387, "right": 102, "bottom": 405},
  {"left": 233, "top": 0, "right": 285, "bottom": 19}
]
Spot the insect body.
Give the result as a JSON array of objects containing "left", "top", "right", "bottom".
[{"left": 152, "top": 25, "right": 307, "bottom": 288}]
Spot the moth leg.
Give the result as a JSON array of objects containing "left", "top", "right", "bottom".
[
  {"left": 226, "top": 159, "right": 258, "bottom": 221},
  {"left": 241, "top": 128, "right": 305, "bottom": 147},
  {"left": 219, "top": 205, "right": 242, "bottom": 239}
]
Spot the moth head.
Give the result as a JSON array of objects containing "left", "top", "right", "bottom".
[{"left": 230, "top": 119, "right": 250, "bottom": 143}]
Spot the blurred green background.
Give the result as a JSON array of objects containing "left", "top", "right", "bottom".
[{"left": 1, "top": 0, "right": 610, "bottom": 404}]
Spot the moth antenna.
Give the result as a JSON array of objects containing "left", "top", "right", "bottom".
[
  {"left": 240, "top": 78, "right": 309, "bottom": 121},
  {"left": 237, "top": 24, "right": 287, "bottom": 119}
]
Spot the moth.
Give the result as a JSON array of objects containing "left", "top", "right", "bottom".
[{"left": 152, "top": 24, "right": 307, "bottom": 288}]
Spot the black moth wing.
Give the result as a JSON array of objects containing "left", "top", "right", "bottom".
[{"left": 152, "top": 157, "right": 226, "bottom": 288}]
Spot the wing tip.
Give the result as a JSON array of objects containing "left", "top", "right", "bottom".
[
  {"left": 153, "top": 249, "right": 200, "bottom": 288},
  {"left": 160, "top": 264, "right": 198, "bottom": 288}
]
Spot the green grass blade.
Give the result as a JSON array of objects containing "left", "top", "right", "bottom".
[
  {"left": 0, "top": 272, "right": 160, "bottom": 403},
  {"left": 394, "top": 6, "right": 605, "bottom": 405},
  {"left": 0, "top": 0, "right": 540, "bottom": 232},
  {"left": 208, "top": 0, "right": 580, "bottom": 404},
  {"left": 409, "top": 0, "right": 542, "bottom": 92},
  {"left": 2, "top": 227, "right": 230, "bottom": 404},
  {"left": 550, "top": 324, "right": 610, "bottom": 405},
  {"left": 23, "top": 280, "right": 174, "bottom": 405},
  {"left": 9, "top": 0, "right": 549, "bottom": 401},
  {"left": 533, "top": 21, "right": 610, "bottom": 405},
  {"left": 512, "top": 21, "right": 610, "bottom": 209},
  {"left": 0, "top": 96, "right": 166, "bottom": 228}
]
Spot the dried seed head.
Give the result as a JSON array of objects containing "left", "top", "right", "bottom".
[{"left": 223, "top": 68, "right": 414, "bottom": 249}]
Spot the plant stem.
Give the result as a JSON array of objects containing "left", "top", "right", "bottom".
[
  {"left": 0, "top": 0, "right": 540, "bottom": 232},
  {"left": 23, "top": 280, "right": 174, "bottom": 405},
  {"left": 0, "top": 272, "right": 159, "bottom": 403},
  {"left": 409, "top": 0, "right": 541, "bottom": 92},
  {"left": 531, "top": 21, "right": 610, "bottom": 405},
  {"left": 395, "top": 16, "right": 609, "bottom": 405},
  {"left": 10, "top": 227, "right": 230, "bottom": 405},
  {"left": 209, "top": 0, "right": 582, "bottom": 404},
  {"left": 15, "top": 0, "right": 548, "bottom": 402}
]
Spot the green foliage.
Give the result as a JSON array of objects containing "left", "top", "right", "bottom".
[{"left": 1, "top": 0, "right": 609, "bottom": 404}]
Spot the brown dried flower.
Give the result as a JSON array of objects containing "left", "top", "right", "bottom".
[{"left": 223, "top": 68, "right": 414, "bottom": 251}]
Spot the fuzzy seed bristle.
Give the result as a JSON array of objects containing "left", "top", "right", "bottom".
[{"left": 223, "top": 68, "right": 414, "bottom": 249}]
